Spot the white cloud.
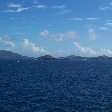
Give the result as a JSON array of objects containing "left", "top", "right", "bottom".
[
  {"left": 74, "top": 42, "right": 96, "bottom": 56},
  {"left": 32, "top": 2, "right": 46, "bottom": 9},
  {"left": 88, "top": 26, "right": 97, "bottom": 40},
  {"left": 3, "top": 41, "right": 15, "bottom": 48},
  {"left": 5, "top": 7, "right": 30, "bottom": 13},
  {"left": 99, "top": 6, "right": 111, "bottom": 10},
  {"left": 101, "top": 49, "right": 112, "bottom": 56},
  {"left": 86, "top": 18, "right": 99, "bottom": 20},
  {"left": 68, "top": 17, "right": 99, "bottom": 21},
  {"left": 39, "top": 30, "right": 78, "bottom": 41},
  {"left": 105, "top": 22, "right": 112, "bottom": 27},
  {"left": 74, "top": 42, "right": 112, "bottom": 56},
  {"left": 23, "top": 39, "right": 47, "bottom": 53},
  {"left": 51, "top": 5, "right": 66, "bottom": 9},
  {"left": 65, "top": 31, "right": 78, "bottom": 39},
  {"left": 56, "top": 10, "right": 71, "bottom": 14},
  {"left": 4, "top": 3, "right": 30, "bottom": 13},
  {"left": 39, "top": 30, "right": 49, "bottom": 38},
  {"left": 99, "top": 2, "right": 112, "bottom": 11},
  {"left": 99, "top": 1, "right": 112, "bottom": 11},
  {"left": 32, "top": 4, "right": 46, "bottom": 9},
  {"left": 69, "top": 18, "right": 83, "bottom": 21},
  {"left": 0, "top": 36, "right": 15, "bottom": 48},
  {"left": 8, "top": 3, "right": 21, "bottom": 8},
  {"left": 33, "top": 1, "right": 39, "bottom": 5},
  {"left": 16, "top": 7, "right": 30, "bottom": 12}
]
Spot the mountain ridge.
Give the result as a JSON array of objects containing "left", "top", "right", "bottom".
[
  {"left": 0, "top": 50, "right": 112, "bottom": 60},
  {"left": 0, "top": 50, "right": 30, "bottom": 60}
]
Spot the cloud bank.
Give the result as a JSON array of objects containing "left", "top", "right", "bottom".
[
  {"left": 74, "top": 42, "right": 112, "bottom": 56},
  {"left": 22, "top": 39, "right": 48, "bottom": 54},
  {"left": 39, "top": 30, "right": 78, "bottom": 41},
  {"left": 0, "top": 36, "right": 15, "bottom": 48}
]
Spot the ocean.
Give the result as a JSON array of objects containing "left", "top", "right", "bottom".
[{"left": 0, "top": 60, "right": 112, "bottom": 112}]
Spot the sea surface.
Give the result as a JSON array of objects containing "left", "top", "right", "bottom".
[{"left": 0, "top": 60, "right": 112, "bottom": 112}]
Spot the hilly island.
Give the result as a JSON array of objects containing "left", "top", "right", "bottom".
[{"left": 0, "top": 50, "right": 111, "bottom": 61}]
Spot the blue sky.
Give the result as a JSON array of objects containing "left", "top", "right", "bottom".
[{"left": 0, "top": 0, "right": 112, "bottom": 57}]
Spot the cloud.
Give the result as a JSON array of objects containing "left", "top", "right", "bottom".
[
  {"left": 68, "top": 17, "right": 99, "bottom": 21},
  {"left": 39, "top": 30, "right": 78, "bottom": 41},
  {"left": 88, "top": 26, "right": 97, "bottom": 40},
  {"left": 69, "top": 18, "right": 83, "bottom": 21},
  {"left": 32, "top": 4, "right": 46, "bottom": 9},
  {"left": 4, "top": 3, "right": 30, "bottom": 13},
  {"left": 8, "top": 3, "right": 21, "bottom": 8},
  {"left": 51, "top": 5, "right": 66, "bottom": 9},
  {"left": 56, "top": 10, "right": 72, "bottom": 14},
  {"left": 0, "top": 36, "right": 15, "bottom": 48},
  {"left": 22, "top": 39, "right": 48, "bottom": 53},
  {"left": 99, "top": 6, "right": 112, "bottom": 10},
  {"left": 74, "top": 42, "right": 112, "bottom": 56},
  {"left": 86, "top": 18, "right": 99, "bottom": 20},
  {"left": 101, "top": 49, "right": 112, "bottom": 56},
  {"left": 5, "top": 8, "right": 30, "bottom": 13},
  {"left": 32, "top": 2, "right": 46, "bottom": 9},
  {"left": 33, "top": 1, "right": 39, "bottom": 4},
  {"left": 10, "top": 18, "right": 16, "bottom": 20},
  {"left": 105, "top": 22, "right": 112, "bottom": 27},
  {"left": 65, "top": 31, "right": 79, "bottom": 39},
  {"left": 99, "top": 2, "right": 112, "bottom": 11},
  {"left": 3, "top": 41, "right": 15, "bottom": 48},
  {"left": 39, "top": 30, "right": 49, "bottom": 38},
  {"left": 74, "top": 42, "right": 96, "bottom": 56}
]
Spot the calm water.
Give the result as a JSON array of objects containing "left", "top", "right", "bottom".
[{"left": 0, "top": 60, "right": 112, "bottom": 112}]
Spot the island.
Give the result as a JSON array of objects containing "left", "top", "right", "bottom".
[
  {"left": 37, "top": 55, "right": 56, "bottom": 60},
  {"left": 0, "top": 50, "right": 112, "bottom": 61},
  {"left": 0, "top": 50, "right": 30, "bottom": 60},
  {"left": 59, "top": 55, "right": 88, "bottom": 60}
]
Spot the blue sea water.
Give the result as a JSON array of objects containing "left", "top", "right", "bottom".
[{"left": 0, "top": 60, "right": 112, "bottom": 112}]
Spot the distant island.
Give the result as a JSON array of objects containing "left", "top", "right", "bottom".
[
  {"left": 59, "top": 55, "right": 88, "bottom": 60},
  {"left": 0, "top": 50, "right": 30, "bottom": 60},
  {"left": 0, "top": 50, "right": 112, "bottom": 61},
  {"left": 37, "top": 55, "right": 56, "bottom": 60}
]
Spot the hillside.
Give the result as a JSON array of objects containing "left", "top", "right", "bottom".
[{"left": 0, "top": 50, "right": 29, "bottom": 60}]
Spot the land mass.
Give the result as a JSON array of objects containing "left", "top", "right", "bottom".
[
  {"left": 0, "top": 50, "right": 30, "bottom": 60},
  {"left": 0, "top": 50, "right": 112, "bottom": 61}
]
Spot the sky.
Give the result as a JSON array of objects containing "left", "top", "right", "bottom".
[{"left": 0, "top": 0, "right": 112, "bottom": 57}]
